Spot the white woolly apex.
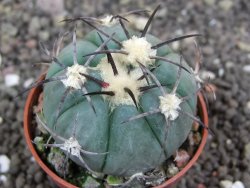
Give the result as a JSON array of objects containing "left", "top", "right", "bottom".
[
  {"left": 159, "top": 94, "right": 182, "bottom": 121},
  {"left": 60, "top": 137, "right": 81, "bottom": 157},
  {"left": 97, "top": 57, "right": 147, "bottom": 107},
  {"left": 121, "top": 36, "right": 157, "bottom": 66},
  {"left": 105, "top": 74, "right": 140, "bottom": 106},
  {"left": 99, "top": 15, "right": 118, "bottom": 27},
  {"left": 61, "top": 64, "right": 87, "bottom": 89},
  {"left": 97, "top": 55, "right": 126, "bottom": 76}
]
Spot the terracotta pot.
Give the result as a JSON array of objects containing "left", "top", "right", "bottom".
[{"left": 23, "top": 75, "right": 208, "bottom": 188}]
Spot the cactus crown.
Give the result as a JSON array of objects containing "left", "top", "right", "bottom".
[{"left": 23, "top": 5, "right": 213, "bottom": 187}]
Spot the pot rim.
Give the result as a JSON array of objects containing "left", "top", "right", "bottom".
[{"left": 23, "top": 75, "right": 208, "bottom": 188}]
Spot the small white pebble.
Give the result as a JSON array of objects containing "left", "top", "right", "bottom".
[
  {"left": 0, "top": 116, "right": 3, "bottom": 124},
  {"left": 211, "top": 142, "right": 218, "bottom": 148},
  {"left": 218, "top": 68, "right": 225, "bottom": 77},
  {"left": 0, "top": 54, "right": 2, "bottom": 67},
  {"left": 213, "top": 58, "right": 221, "bottom": 65},
  {"left": 200, "top": 70, "right": 216, "bottom": 80},
  {"left": 133, "top": 17, "right": 148, "bottom": 31},
  {"left": 156, "top": 8, "right": 168, "bottom": 18},
  {"left": 226, "top": 139, "right": 232, "bottom": 145},
  {"left": 127, "top": 15, "right": 148, "bottom": 31},
  {"left": 225, "top": 61, "right": 234, "bottom": 69},
  {"left": 243, "top": 65, "right": 250, "bottom": 73},
  {"left": 23, "top": 78, "right": 34, "bottom": 88},
  {"left": 238, "top": 42, "right": 250, "bottom": 52},
  {"left": 175, "top": 29, "right": 184, "bottom": 36},
  {"left": 181, "top": 9, "right": 187, "bottom": 16},
  {"left": 246, "top": 101, "right": 250, "bottom": 109},
  {"left": 0, "top": 155, "right": 10, "bottom": 173},
  {"left": 219, "top": 0, "right": 233, "bottom": 11},
  {"left": 4, "top": 73, "right": 20, "bottom": 87},
  {"left": 205, "top": 0, "right": 216, "bottom": 6},
  {"left": 37, "top": 0, "right": 65, "bottom": 16},
  {"left": 0, "top": 175, "right": 7, "bottom": 184},
  {"left": 220, "top": 180, "right": 233, "bottom": 188},
  {"left": 232, "top": 181, "right": 245, "bottom": 188},
  {"left": 171, "top": 41, "right": 180, "bottom": 51},
  {"left": 30, "top": 156, "right": 35, "bottom": 162},
  {"left": 209, "top": 19, "right": 217, "bottom": 26}
]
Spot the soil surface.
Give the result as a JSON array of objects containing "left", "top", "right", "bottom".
[{"left": 1, "top": 0, "right": 250, "bottom": 188}]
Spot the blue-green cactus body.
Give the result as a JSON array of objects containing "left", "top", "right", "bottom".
[{"left": 43, "top": 25, "right": 197, "bottom": 177}]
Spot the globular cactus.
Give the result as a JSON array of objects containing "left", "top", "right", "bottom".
[{"left": 29, "top": 5, "right": 208, "bottom": 180}]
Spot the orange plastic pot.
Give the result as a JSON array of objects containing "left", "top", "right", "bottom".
[{"left": 23, "top": 75, "right": 208, "bottom": 188}]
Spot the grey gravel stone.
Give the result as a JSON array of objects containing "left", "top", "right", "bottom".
[
  {"left": 244, "top": 143, "right": 250, "bottom": 160},
  {"left": 2, "top": 23, "right": 18, "bottom": 36},
  {"left": 218, "top": 166, "right": 228, "bottom": 178},
  {"left": 38, "top": 31, "right": 50, "bottom": 41},
  {"left": 29, "top": 17, "right": 41, "bottom": 35},
  {"left": 36, "top": 184, "right": 45, "bottom": 188},
  {"left": 242, "top": 173, "right": 250, "bottom": 188},
  {"left": 10, "top": 154, "right": 21, "bottom": 167},
  {"left": 34, "top": 172, "right": 44, "bottom": 184},
  {"left": 23, "top": 185, "right": 32, "bottom": 188},
  {"left": 15, "top": 173, "right": 26, "bottom": 188}
]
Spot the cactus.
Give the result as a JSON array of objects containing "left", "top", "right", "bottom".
[{"left": 25, "top": 5, "right": 210, "bottom": 184}]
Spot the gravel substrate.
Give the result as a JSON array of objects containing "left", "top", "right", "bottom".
[{"left": 1, "top": 0, "right": 250, "bottom": 187}]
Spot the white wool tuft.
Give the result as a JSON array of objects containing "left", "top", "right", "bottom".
[
  {"left": 99, "top": 15, "right": 118, "bottom": 27},
  {"left": 106, "top": 74, "right": 140, "bottom": 106},
  {"left": 121, "top": 36, "right": 156, "bottom": 66},
  {"left": 97, "top": 55, "right": 127, "bottom": 77},
  {"left": 97, "top": 57, "right": 147, "bottom": 107},
  {"left": 159, "top": 94, "right": 182, "bottom": 121},
  {"left": 60, "top": 137, "right": 81, "bottom": 157},
  {"left": 61, "top": 64, "right": 87, "bottom": 89}
]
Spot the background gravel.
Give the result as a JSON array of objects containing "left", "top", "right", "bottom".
[{"left": 0, "top": 0, "right": 250, "bottom": 187}]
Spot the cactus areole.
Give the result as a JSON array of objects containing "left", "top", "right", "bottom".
[{"left": 42, "top": 21, "right": 198, "bottom": 177}]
